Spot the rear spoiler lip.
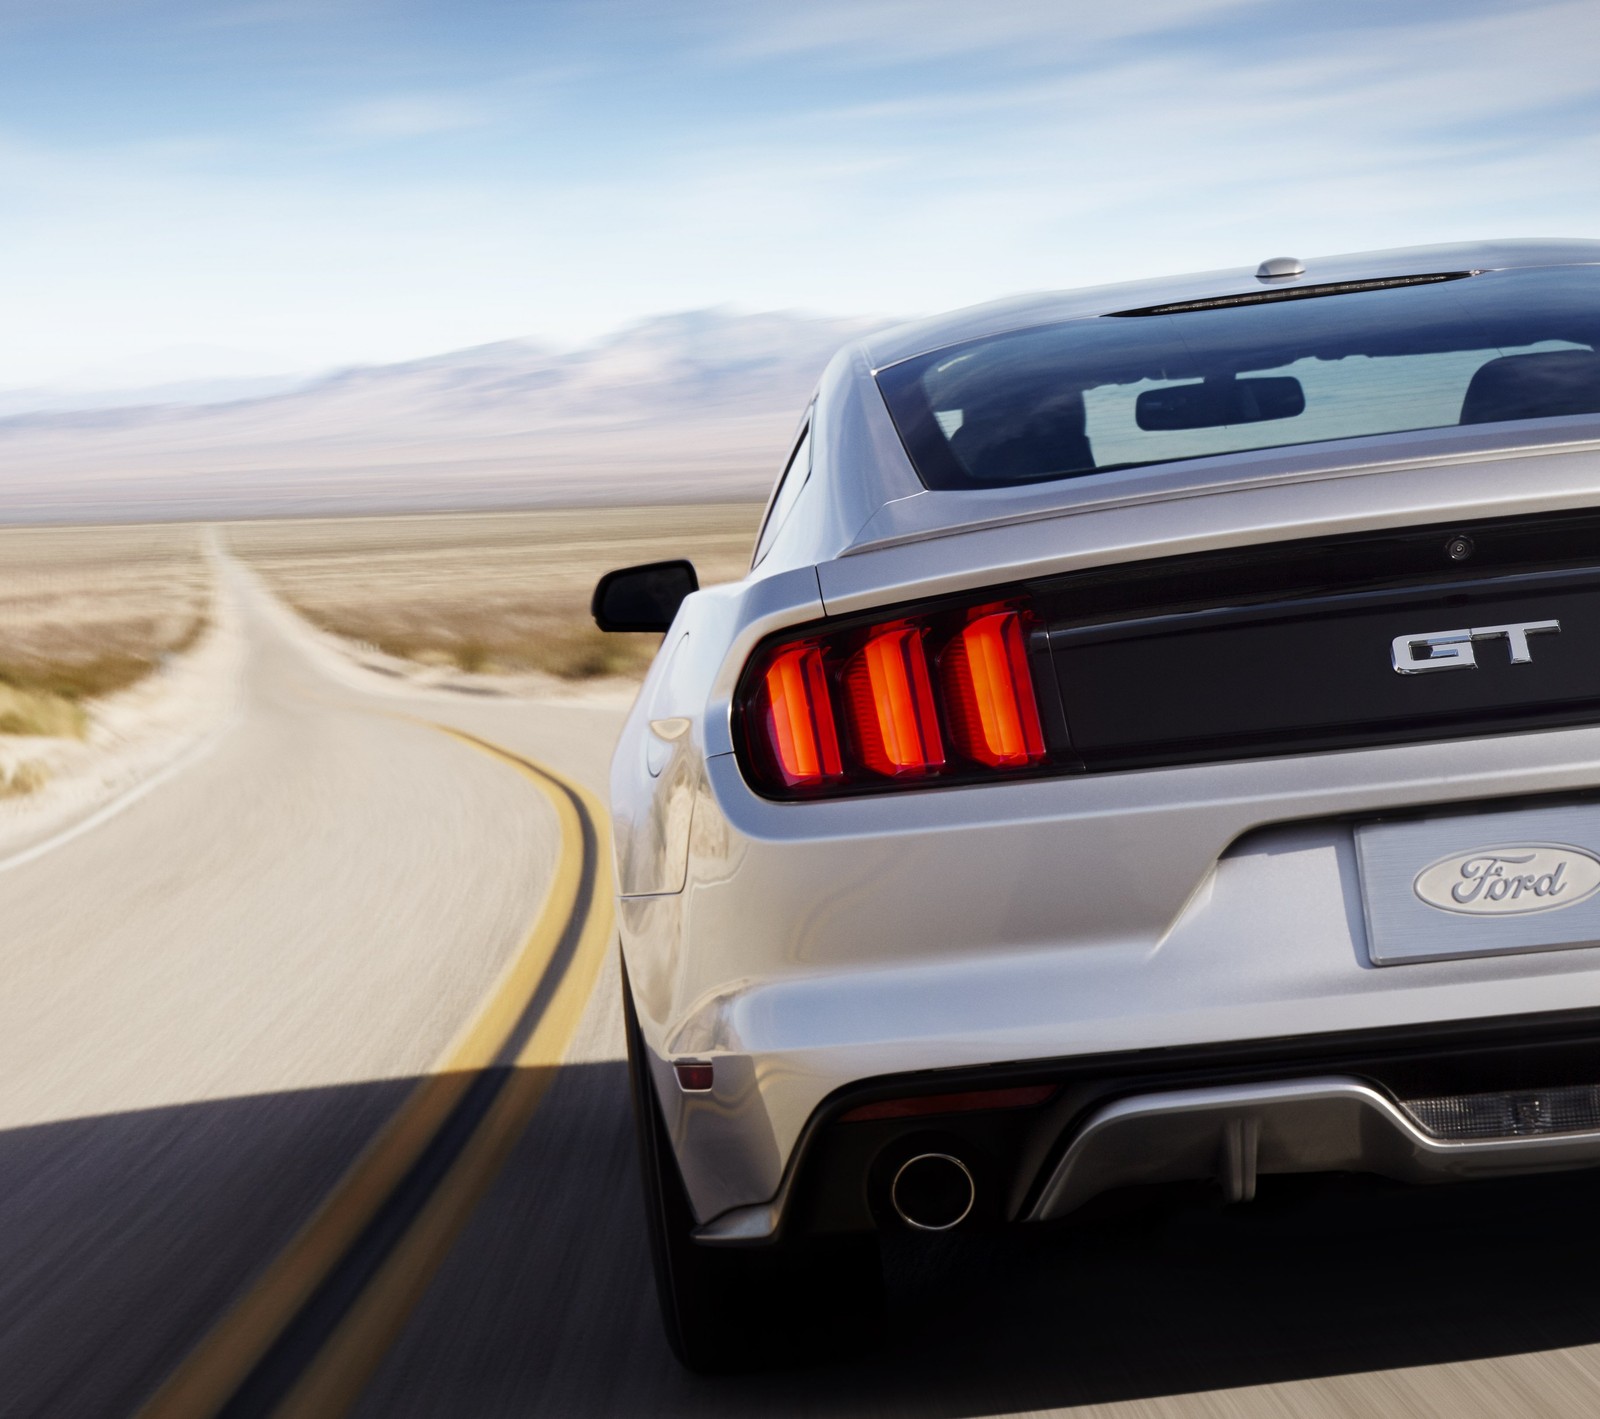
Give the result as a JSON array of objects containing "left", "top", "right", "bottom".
[{"left": 838, "top": 419, "right": 1600, "bottom": 560}]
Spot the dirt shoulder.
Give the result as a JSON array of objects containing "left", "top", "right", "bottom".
[{"left": 0, "top": 526, "right": 241, "bottom": 861}]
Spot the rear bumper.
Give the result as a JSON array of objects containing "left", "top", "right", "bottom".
[
  {"left": 692, "top": 1006, "right": 1600, "bottom": 1245},
  {"left": 620, "top": 724, "right": 1600, "bottom": 1232},
  {"left": 1030, "top": 1077, "right": 1600, "bottom": 1221}
]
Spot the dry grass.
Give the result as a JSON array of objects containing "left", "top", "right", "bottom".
[
  {"left": 229, "top": 504, "right": 764, "bottom": 680},
  {"left": 0, "top": 760, "right": 48, "bottom": 799},
  {"left": 0, "top": 684, "right": 86, "bottom": 738},
  {"left": 0, "top": 522, "right": 211, "bottom": 737}
]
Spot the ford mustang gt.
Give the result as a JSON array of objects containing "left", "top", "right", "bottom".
[{"left": 593, "top": 239, "right": 1600, "bottom": 1368}]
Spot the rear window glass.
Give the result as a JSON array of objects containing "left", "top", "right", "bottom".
[{"left": 876, "top": 265, "right": 1600, "bottom": 490}]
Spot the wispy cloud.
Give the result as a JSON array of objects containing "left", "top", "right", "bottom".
[
  {"left": 693, "top": 0, "right": 1277, "bottom": 65},
  {"left": 330, "top": 94, "right": 494, "bottom": 141}
]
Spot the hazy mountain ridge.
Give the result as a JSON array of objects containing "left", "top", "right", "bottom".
[
  {"left": 0, "top": 375, "right": 310, "bottom": 422},
  {"left": 0, "top": 310, "right": 889, "bottom": 522}
]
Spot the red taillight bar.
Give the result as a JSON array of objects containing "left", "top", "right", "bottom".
[
  {"left": 739, "top": 597, "right": 1051, "bottom": 796},
  {"left": 843, "top": 625, "right": 945, "bottom": 777},
  {"left": 758, "top": 643, "right": 843, "bottom": 788},
  {"left": 941, "top": 610, "right": 1046, "bottom": 768}
]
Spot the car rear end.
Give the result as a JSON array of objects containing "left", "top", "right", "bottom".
[{"left": 610, "top": 242, "right": 1600, "bottom": 1362}]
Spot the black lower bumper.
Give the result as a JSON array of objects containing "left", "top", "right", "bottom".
[{"left": 775, "top": 1005, "right": 1600, "bottom": 1240}]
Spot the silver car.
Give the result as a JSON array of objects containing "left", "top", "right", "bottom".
[{"left": 594, "top": 239, "right": 1600, "bottom": 1368}]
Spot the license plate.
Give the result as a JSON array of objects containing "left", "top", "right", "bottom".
[{"left": 1357, "top": 803, "right": 1600, "bottom": 965}]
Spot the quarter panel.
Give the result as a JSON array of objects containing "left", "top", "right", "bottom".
[
  {"left": 609, "top": 565, "right": 824, "bottom": 896},
  {"left": 752, "top": 344, "right": 925, "bottom": 572},
  {"left": 617, "top": 631, "right": 698, "bottom": 895}
]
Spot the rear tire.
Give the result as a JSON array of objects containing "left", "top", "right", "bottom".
[{"left": 622, "top": 966, "right": 884, "bottom": 1370}]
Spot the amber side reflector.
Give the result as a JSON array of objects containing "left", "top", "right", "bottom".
[
  {"left": 839, "top": 1083, "right": 1057, "bottom": 1123},
  {"left": 941, "top": 610, "right": 1046, "bottom": 768},
  {"left": 761, "top": 644, "right": 842, "bottom": 787},
  {"left": 843, "top": 625, "right": 945, "bottom": 776}
]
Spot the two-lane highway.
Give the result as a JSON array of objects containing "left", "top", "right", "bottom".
[
  {"left": 12, "top": 550, "right": 1600, "bottom": 1417},
  {"left": 0, "top": 553, "right": 621, "bottom": 1417}
]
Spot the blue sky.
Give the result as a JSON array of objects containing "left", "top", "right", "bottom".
[{"left": 1, "top": 0, "right": 1596, "bottom": 385}]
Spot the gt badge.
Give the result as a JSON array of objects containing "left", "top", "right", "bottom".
[{"left": 1391, "top": 619, "right": 1560, "bottom": 674}]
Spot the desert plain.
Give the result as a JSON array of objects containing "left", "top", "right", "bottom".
[{"left": 0, "top": 503, "right": 763, "bottom": 799}]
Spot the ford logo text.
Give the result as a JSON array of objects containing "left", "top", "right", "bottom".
[{"left": 1413, "top": 843, "right": 1600, "bottom": 916}]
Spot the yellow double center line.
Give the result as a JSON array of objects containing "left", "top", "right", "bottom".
[{"left": 138, "top": 725, "right": 614, "bottom": 1419}]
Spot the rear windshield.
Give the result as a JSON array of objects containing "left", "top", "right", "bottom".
[{"left": 876, "top": 265, "right": 1600, "bottom": 490}]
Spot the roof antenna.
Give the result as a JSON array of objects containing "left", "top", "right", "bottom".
[{"left": 1256, "top": 256, "right": 1305, "bottom": 282}]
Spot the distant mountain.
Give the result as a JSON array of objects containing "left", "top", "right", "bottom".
[
  {"left": 0, "top": 310, "right": 889, "bottom": 522},
  {"left": 0, "top": 374, "right": 310, "bottom": 420},
  {"left": 0, "top": 344, "right": 314, "bottom": 419}
]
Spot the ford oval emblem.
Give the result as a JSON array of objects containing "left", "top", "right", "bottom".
[{"left": 1413, "top": 843, "right": 1600, "bottom": 916}]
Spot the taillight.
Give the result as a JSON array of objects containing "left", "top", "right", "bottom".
[
  {"left": 843, "top": 625, "right": 944, "bottom": 777},
  {"left": 757, "top": 643, "right": 843, "bottom": 788},
  {"left": 738, "top": 596, "right": 1051, "bottom": 797},
  {"left": 941, "top": 610, "right": 1045, "bottom": 768}
]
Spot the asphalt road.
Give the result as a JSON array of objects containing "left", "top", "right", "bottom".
[{"left": 9, "top": 556, "right": 1600, "bottom": 1417}]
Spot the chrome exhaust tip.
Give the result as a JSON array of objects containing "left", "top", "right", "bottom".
[{"left": 890, "top": 1152, "right": 975, "bottom": 1232}]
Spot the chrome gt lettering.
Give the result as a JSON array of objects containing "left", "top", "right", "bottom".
[{"left": 1391, "top": 619, "right": 1561, "bottom": 674}]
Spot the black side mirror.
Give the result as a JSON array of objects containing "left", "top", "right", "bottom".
[{"left": 592, "top": 560, "right": 698, "bottom": 633}]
